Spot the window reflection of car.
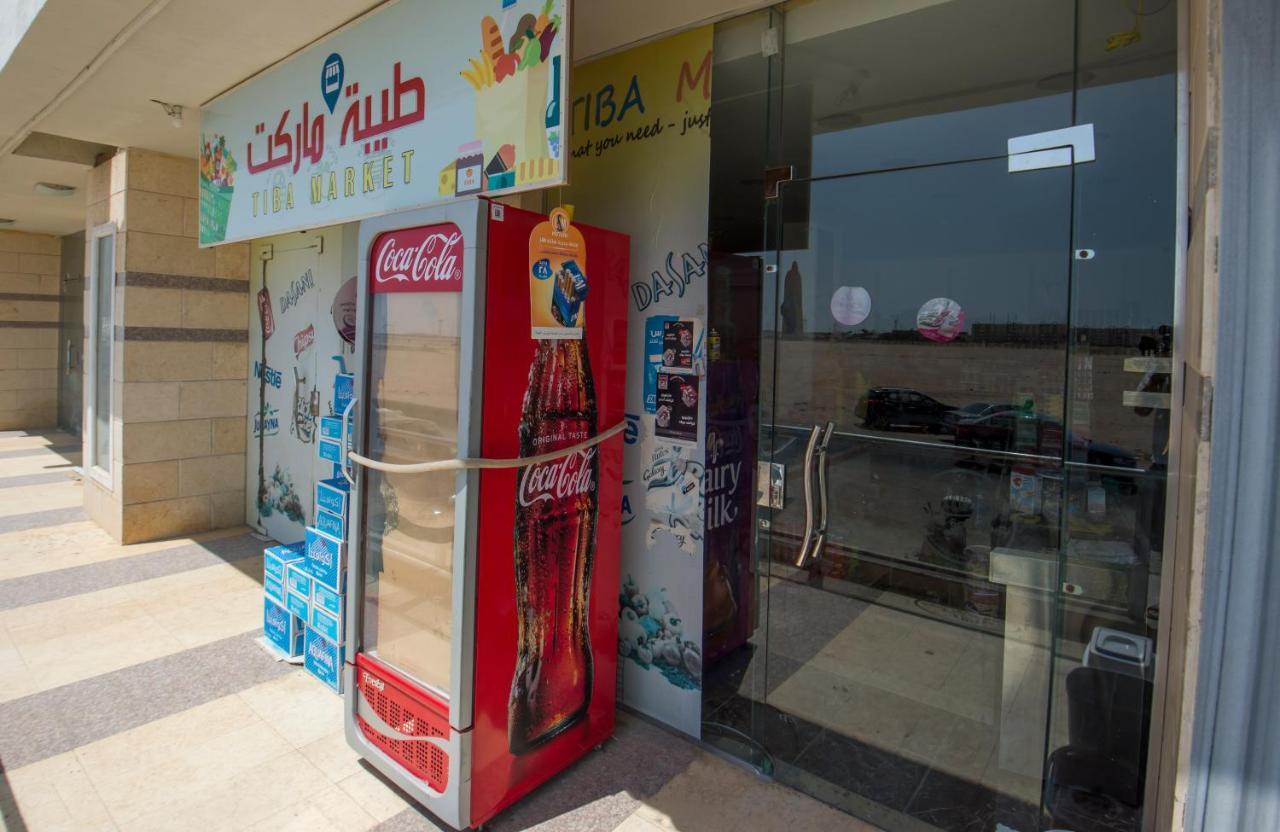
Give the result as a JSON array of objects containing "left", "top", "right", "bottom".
[
  {"left": 955, "top": 411, "right": 1139, "bottom": 488},
  {"left": 942, "top": 402, "right": 1018, "bottom": 433},
  {"left": 856, "top": 387, "right": 953, "bottom": 433}
]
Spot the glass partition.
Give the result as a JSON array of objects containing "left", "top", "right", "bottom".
[{"left": 704, "top": 0, "right": 1179, "bottom": 830}]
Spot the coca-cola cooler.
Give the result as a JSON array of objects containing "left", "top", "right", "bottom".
[{"left": 341, "top": 198, "right": 629, "bottom": 829}]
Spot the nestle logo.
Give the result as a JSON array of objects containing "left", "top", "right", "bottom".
[{"left": 371, "top": 223, "right": 464, "bottom": 292}]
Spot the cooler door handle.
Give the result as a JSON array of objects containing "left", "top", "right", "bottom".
[
  {"left": 339, "top": 397, "right": 357, "bottom": 487},
  {"left": 792, "top": 425, "right": 822, "bottom": 568},
  {"left": 347, "top": 420, "right": 626, "bottom": 474}
]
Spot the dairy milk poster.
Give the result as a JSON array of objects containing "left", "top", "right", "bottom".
[
  {"left": 557, "top": 27, "right": 713, "bottom": 736},
  {"left": 200, "top": 0, "right": 569, "bottom": 246}
]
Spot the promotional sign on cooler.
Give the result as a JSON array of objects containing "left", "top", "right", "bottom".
[{"left": 343, "top": 199, "right": 628, "bottom": 829}]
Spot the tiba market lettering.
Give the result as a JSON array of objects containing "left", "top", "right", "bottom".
[{"left": 518, "top": 449, "right": 596, "bottom": 507}]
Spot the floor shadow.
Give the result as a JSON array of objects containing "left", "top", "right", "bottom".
[{"left": 0, "top": 753, "right": 29, "bottom": 832}]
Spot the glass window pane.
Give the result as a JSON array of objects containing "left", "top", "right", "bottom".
[
  {"left": 93, "top": 233, "right": 113, "bottom": 473},
  {"left": 360, "top": 291, "right": 461, "bottom": 696}
]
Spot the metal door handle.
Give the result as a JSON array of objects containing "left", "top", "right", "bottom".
[
  {"left": 808, "top": 421, "right": 835, "bottom": 565},
  {"left": 792, "top": 425, "right": 822, "bottom": 567}
]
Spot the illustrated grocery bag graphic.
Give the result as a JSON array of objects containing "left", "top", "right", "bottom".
[
  {"left": 458, "top": 6, "right": 564, "bottom": 192},
  {"left": 199, "top": 134, "right": 236, "bottom": 244},
  {"left": 475, "top": 58, "right": 551, "bottom": 176}
]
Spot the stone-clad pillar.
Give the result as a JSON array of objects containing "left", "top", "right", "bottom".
[
  {"left": 84, "top": 148, "right": 251, "bottom": 543},
  {"left": 0, "top": 232, "right": 61, "bottom": 429}
]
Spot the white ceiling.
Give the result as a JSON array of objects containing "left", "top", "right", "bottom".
[{"left": 0, "top": 0, "right": 387, "bottom": 234}]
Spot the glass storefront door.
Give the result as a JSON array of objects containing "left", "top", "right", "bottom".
[
  {"left": 703, "top": 2, "right": 1176, "bottom": 830},
  {"left": 760, "top": 155, "right": 1073, "bottom": 831}
]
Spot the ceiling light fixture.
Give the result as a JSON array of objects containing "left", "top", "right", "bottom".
[
  {"left": 33, "top": 182, "right": 76, "bottom": 197},
  {"left": 151, "top": 99, "right": 184, "bottom": 128}
]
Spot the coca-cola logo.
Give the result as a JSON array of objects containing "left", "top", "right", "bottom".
[
  {"left": 370, "top": 223, "right": 464, "bottom": 293},
  {"left": 518, "top": 448, "right": 597, "bottom": 507}
]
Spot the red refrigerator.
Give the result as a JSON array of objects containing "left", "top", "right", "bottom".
[{"left": 342, "top": 199, "right": 629, "bottom": 829}]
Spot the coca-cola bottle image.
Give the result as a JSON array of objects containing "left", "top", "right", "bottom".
[{"left": 509, "top": 338, "right": 599, "bottom": 754}]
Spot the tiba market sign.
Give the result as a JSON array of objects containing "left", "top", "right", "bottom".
[{"left": 198, "top": 0, "right": 569, "bottom": 246}]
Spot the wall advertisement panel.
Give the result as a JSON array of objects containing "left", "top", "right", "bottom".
[
  {"left": 200, "top": 0, "right": 569, "bottom": 246},
  {"left": 246, "top": 225, "right": 357, "bottom": 543},
  {"left": 557, "top": 27, "right": 713, "bottom": 736}
]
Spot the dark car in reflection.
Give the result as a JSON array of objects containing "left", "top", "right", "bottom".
[
  {"left": 954, "top": 411, "right": 1139, "bottom": 479},
  {"left": 857, "top": 387, "right": 953, "bottom": 433},
  {"left": 942, "top": 401, "right": 1018, "bottom": 433}
]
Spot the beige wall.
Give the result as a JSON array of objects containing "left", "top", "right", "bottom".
[
  {"left": 0, "top": 230, "right": 61, "bottom": 429},
  {"left": 84, "top": 148, "right": 251, "bottom": 544}
]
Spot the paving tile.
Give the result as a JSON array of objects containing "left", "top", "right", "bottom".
[
  {"left": 239, "top": 670, "right": 346, "bottom": 749},
  {"left": 1, "top": 751, "right": 118, "bottom": 831},
  {"left": 337, "top": 763, "right": 416, "bottom": 823},
  {"left": 636, "top": 752, "right": 880, "bottom": 832},
  {"left": 0, "top": 531, "right": 262, "bottom": 612},
  {"left": 0, "top": 506, "right": 87, "bottom": 535},
  {"left": 245, "top": 784, "right": 380, "bottom": 832},
  {"left": 0, "top": 444, "right": 79, "bottom": 460},
  {"left": 791, "top": 730, "right": 927, "bottom": 815},
  {"left": 0, "top": 472, "right": 73, "bottom": 490},
  {"left": 488, "top": 714, "right": 701, "bottom": 832},
  {"left": 903, "top": 766, "right": 1038, "bottom": 832},
  {"left": 0, "top": 634, "right": 294, "bottom": 770}
]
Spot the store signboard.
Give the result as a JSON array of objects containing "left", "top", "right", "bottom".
[{"left": 199, "top": 0, "right": 569, "bottom": 246}]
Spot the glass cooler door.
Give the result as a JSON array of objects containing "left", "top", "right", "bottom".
[{"left": 358, "top": 287, "right": 463, "bottom": 701}]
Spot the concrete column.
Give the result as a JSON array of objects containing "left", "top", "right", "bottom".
[
  {"left": 83, "top": 148, "right": 251, "bottom": 543},
  {"left": 0, "top": 231, "right": 61, "bottom": 429}
]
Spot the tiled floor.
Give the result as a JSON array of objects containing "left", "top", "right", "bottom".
[{"left": 0, "top": 430, "right": 880, "bottom": 832}]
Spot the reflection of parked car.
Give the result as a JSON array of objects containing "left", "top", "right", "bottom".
[
  {"left": 955, "top": 411, "right": 1139, "bottom": 470},
  {"left": 943, "top": 402, "right": 1017, "bottom": 433},
  {"left": 857, "top": 387, "right": 952, "bottom": 433}
]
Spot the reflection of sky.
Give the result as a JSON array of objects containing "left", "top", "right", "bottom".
[{"left": 763, "top": 74, "right": 1177, "bottom": 335}]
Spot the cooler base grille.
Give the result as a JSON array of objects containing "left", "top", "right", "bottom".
[{"left": 356, "top": 662, "right": 449, "bottom": 792}]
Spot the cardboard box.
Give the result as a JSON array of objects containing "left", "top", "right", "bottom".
[
  {"left": 315, "top": 508, "right": 344, "bottom": 539},
  {"left": 304, "top": 627, "right": 344, "bottom": 693},
  {"left": 286, "top": 587, "right": 310, "bottom": 622},
  {"left": 264, "top": 597, "right": 304, "bottom": 657},
  {"left": 263, "top": 572, "right": 286, "bottom": 605},
  {"left": 316, "top": 478, "right": 349, "bottom": 516},
  {"left": 319, "top": 415, "right": 343, "bottom": 440},
  {"left": 309, "top": 604, "right": 343, "bottom": 643},
  {"left": 286, "top": 562, "right": 312, "bottom": 599},
  {"left": 333, "top": 373, "right": 354, "bottom": 416},
  {"left": 263, "top": 541, "right": 305, "bottom": 584},
  {"left": 304, "top": 525, "right": 346, "bottom": 592},
  {"left": 311, "top": 581, "right": 342, "bottom": 619},
  {"left": 317, "top": 438, "right": 342, "bottom": 464}
]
